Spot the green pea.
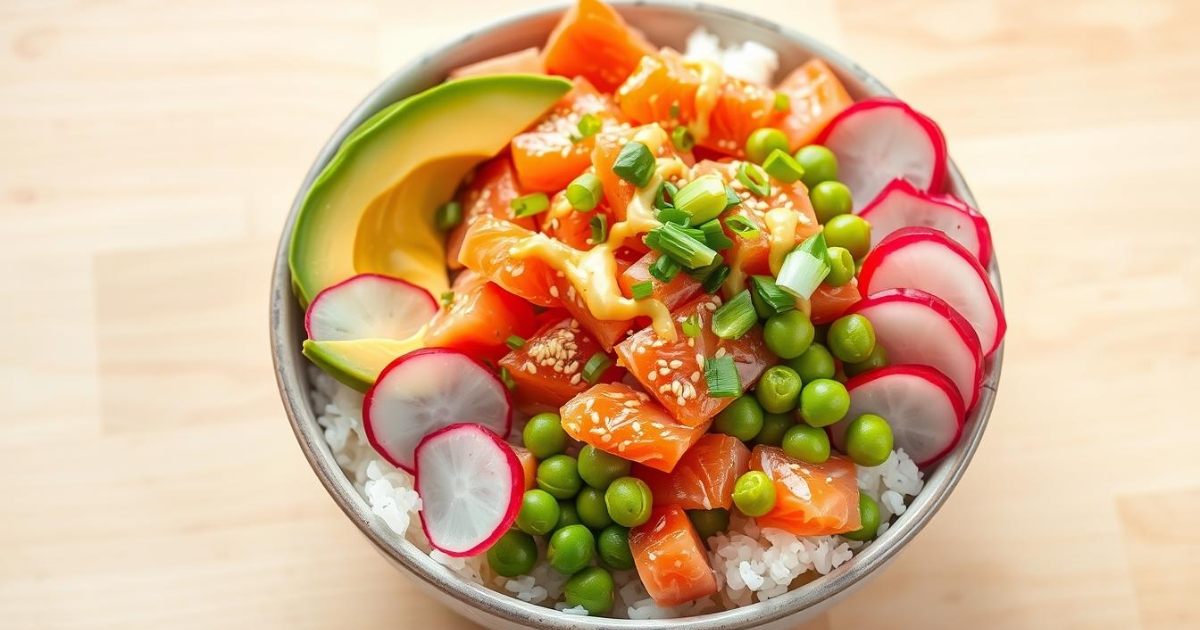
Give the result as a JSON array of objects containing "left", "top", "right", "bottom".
[
  {"left": 687, "top": 508, "right": 730, "bottom": 540},
  {"left": 825, "top": 246, "right": 856, "bottom": 287},
  {"left": 564, "top": 566, "right": 615, "bottom": 615},
  {"left": 809, "top": 181, "right": 852, "bottom": 224},
  {"left": 843, "top": 494, "right": 882, "bottom": 541},
  {"left": 844, "top": 413, "right": 893, "bottom": 467},
  {"left": 786, "top": 343, "right": 836, "bottom": 383},
  {"left": 745, "top": 128, "right": 790, "bottom": 164},
  {"left": 604, "top": 477, "right": 653, "bottom": 527},
  {"left": 844, "top": 343, "right": 888, "bottom": 377},
  {"left": 823, "top": 214, "right": 872, "bottom": 259},
  {"left": 577, "top": 445, "right": 631, "bottom": 489},
  {"left": 781, "top": 424, "right": 831, "bottom": 464},
  {"left": 763, "top": 309, "right": 815, "bottom": 359},
  {"left": 516, "top": 489, "right": 561, "bottom": 536},
  {"left": 523, "top": 412, "right": 568, "bottom": 459},
  {"left": 828, "top": 314, "right": 876, "bottom": 364},
  {"left": 794, "top": 145, "right": 838, "bottom": 189},
  {"left": 547, "top": 524, "right": 595, "bottom": 574},
  {"left": 596, "top": 525, "right": 635, "bottom": 571},
  {"left": 713, "top": 394, "right": 765, "bottom": 442},
  {"left": 486, "top": 529, "right": 538, "bottom": 577},
  {"left": 555, "top": 501, "right": 581, "bottom": 531},
  {"left": 576, "top": 486, "right": 614, "bottom": 530},
  {"left": 798, "top": 378, "right": 850, "bottom": 427},
  {"left": 755, "top": 365, "right": 803, "bottom": 414},
  {"left": 537, "top": 454, "right": 583, "bottom": 499},
  {"left": 732, "top": 470, "right": 776, "bottom": 517},
  {"left": 754, "top": 412, "right": 795, "bottom": 447}
]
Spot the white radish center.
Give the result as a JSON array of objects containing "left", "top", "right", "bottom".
[
  {"left": 863, "top": 192, "right": 981, "bottom": 260},
  {"left": 829, "top": 107, "right": 937, "bottom": 207},
  {"left": 866, "top": 242, "right": 998, "bottom": 352},
  {"left": 835, "top": 372, "right": 960, "bottom": 465},
  {"left": 417, "top": 428, "right": 513, "bottom": 554},
  {"left": 857, "top": 299, "right": 979, "bottom": 407},
  {"left": 309, "top": 276, "right": 434, "bottom": 341}
]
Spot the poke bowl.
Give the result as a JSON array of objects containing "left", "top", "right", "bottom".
[{"left": 269, "top": 1, "right": 1005, "bottom": 629}]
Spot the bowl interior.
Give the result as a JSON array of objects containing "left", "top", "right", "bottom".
[{"left": 270, "top": 2, "right": 1003, "bottom": 629}]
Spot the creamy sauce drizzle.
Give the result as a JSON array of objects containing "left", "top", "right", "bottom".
[
  {"left": 765, "top": 206, "right": 799, "bottom": 276},
  {"left": 688, "top": 59, "right": 723, "bottom": 144},
  {"left": 509, "top": 125, "right": 687, "bottom": 342}
]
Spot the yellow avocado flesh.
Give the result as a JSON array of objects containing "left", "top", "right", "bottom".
[
  {"left": 302, "top": 335, "right": 425, "bottom": 393},
  {"left": 289, "top": 74, "right": 573, "bottom": 306}
]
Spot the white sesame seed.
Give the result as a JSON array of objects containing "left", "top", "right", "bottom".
[
  {"left": 658, "top": 367, "right": 670, "bottom": 376},
  {"left": 690, "top": 371, "right": 701, "bottom": 383},
  {"left": 668, "top": 360, "right": 683, "bottom": 369},
  {"left": 648, "top": 370, "right": 657, "bottom": 382},
  {"left": 715, "top": 347, "right": 727, "bottom": 358}
]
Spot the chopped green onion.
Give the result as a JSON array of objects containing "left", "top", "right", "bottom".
[
  {"left": 736, "top": 162, "right": 771, "bottom": 197},
  {"left": 777, "top": 232, "right": 831, "bottom": 299},
  {"left": 566, "top": 173, "right": 603, "bottom": 211},
  {"left": 672, "top": 126, "right": 696, "bottom": 152},
  {"left": 725, "top": 185, "right": 742, "bottom": 209},
  {"left": 673, "top": 175, "right": 728, "bottom": 225},
  {"left": 649, "top": 253, "right": 681, "bottom": 283},
  {"left": 582, "top": 352, "right": 611, "bottom": 383},
  {"left": 711, "top": 290, "right": 757, "bottom": 340},
  {"left": 612, "top": 141, "right": 655, "bottom": 188},
  {"left": 700, "top": 264, "right": 730, "bottom": 294},
  {"left": 704, "top": 354, "right": 741, "bottom": 398},
  {"left": 657, "top": 207, "right": 690, "bottom": 226},
  {"left": 499, "top": 367, "right": 516, "bottom": 391},
  {"left": 681, "top": 315, "right": 701, "bottom": 338},
  {"left": 440, "top": 291, "right": 455, "bottom": 307},
  {"left": 506, "top": 335, "right": 526, "bottom": 350},
  {"left": 763, "top": 149, "right": 805, "bottom": 184},
  {"left": 590, "top": 213, "right": 608, "bottom": 244},
  {"left": 511, "top": 192, "right": 550, "bottom": 218},
  {"left": 699, "top": 219, "right": 734, "bottom": 251},
  {"left": 648, "top": 222, "right": 717, "bottom": 269},
  {"left": 724, "top": 215, "right": 761, "bottom": 238},
  {"left": 630, "top": 280, "right": 654, "bottom": 300},
  {"left": 773, "top": 92, "right": 790, "bottom": 112},
  {"left": 655, "top": 181, "right": 678, "bottom": 211},
  {"left": 575, "top": 113, "right": 602, "bottom": 141},
  {"left": 435, "top": 201, "right": 462, "bottom": 231},
  {"left": 669, "top": 103, "right": 680, "bottom": 119},
  {"left": 750, "top": 275, "right": 796, "bottom": 316}
]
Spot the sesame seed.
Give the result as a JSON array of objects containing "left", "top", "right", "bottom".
[
  {"left": 668, "top": 360, "right": 683, "bottom": 369},
  {"left": 676, "top": 395, "right": 686, "bottom": 406},
  {"left": 549, "top": 285, "right": 560, "bottom": 298},
  {"left": 690, "top": 371, "right": 701, "bottom": 383},
  {"left": 602, "top": 434, "right": 613, "bottom": 443},
  {"left": 696, "top": 354, "right": 705, "bottom": 368},
  {"left": 715, "top": 347, "right": 727, "bottom": 358},
  {"left": 570, "top": 373, "right": 582, "bottom": 385},
  {"left": 658, "top": 367, "right": 670, "bottom": 376},
  {"left": 648, "top": 370, "right": 657, "bottom": 382}
]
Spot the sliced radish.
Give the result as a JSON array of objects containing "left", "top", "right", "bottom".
[
  {"left": 858, "top": 227, "right": 1006, "bottom": 356},
  {"left": 857, "top": 178, "right": 993, "bottom": 266},
  {"left": 363, "top": 348, "right": 512, "bottom": 472},
  {"left": 847, "top": 288, "right": 983, "bottom": 409},
  {"left": 830, "top": 365, "right": 965, "bottom": 467},
  {"left": 814, "top": 98, "right": 948, "bottom": 208},
  {"left": 305, "top": 273, "right": 437, "bottom": 342},
  {"left": 415, "top": 423, "right": 522, "bottom": 557}
]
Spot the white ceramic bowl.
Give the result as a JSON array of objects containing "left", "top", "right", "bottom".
[{"left": 270, "top": 2, "right": 1004, "bottom": 628}]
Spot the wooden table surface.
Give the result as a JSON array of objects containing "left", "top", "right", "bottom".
[{"left": 2, "top": 0, "right": 1197, "bottom": 628}]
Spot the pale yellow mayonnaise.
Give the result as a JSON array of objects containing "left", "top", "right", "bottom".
[{"left": 688, "top": 59, "right": 723, "bottom": 144}]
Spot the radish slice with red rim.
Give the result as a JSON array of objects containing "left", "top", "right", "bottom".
[
  {"left": 363, "top": 348, "right": 512, "bottom": 472},
  {"left": 415, "top": 423, "right": 522, "bottom": 557},
  {"left": 814, "top": 98, "right": 948, "bottom": 208},
  {"left": 847, "top": 288, "right": 983, "bottom": 409},
  {"left": 859, "top": 227, "right": 1006, "bottom": 356},
  {"left": 830, "top": 365, "right": 966, "bottom": 467},
  {"left": 305, "top": 273, "right": 437, "bottom": 341},
  {"left": 857, "top": 178, "right": 993, "bottom": 267}
]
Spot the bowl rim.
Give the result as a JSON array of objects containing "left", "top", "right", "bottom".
[{"left": 269, "top": 1, "right": 1005, "bottom": 627}]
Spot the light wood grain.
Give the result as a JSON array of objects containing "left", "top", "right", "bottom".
[{"left": 2, "top": 0, "right": 1198, "bottom": 628}]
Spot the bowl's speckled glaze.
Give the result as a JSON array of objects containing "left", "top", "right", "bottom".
[{"left": 269, "top": 2, "right": 1004, "bottom": 628}]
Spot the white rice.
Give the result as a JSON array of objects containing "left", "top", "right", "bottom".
[
  {"left": 683, "top": 27, "right": 780, "bottom": 86},
  {"left": 308, "top": 367, "right": 924, "bottom": 619}
]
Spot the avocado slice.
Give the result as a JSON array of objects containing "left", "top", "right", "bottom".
[
  {"left": 289, "top": 74, "right": 572, "bottom": 306},
  {"left": 302, "top": 335, "right": 425, "bottom": 392}
]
